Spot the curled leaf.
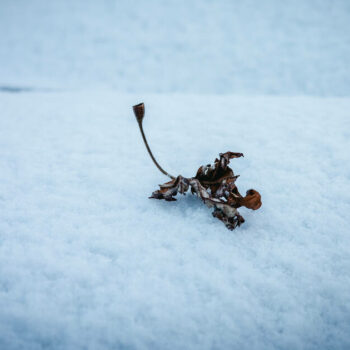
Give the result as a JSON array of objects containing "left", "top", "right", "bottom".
[
  {"left": 150, "top": 152, "right": 262, "bottom": 230},
  {"left": 132, "top": 103, "right": 261, "bottom": 230},
  {"left": 239, "top": 189, "right": 262, "bottom": 210},
  {"left": 150, "top": 176, "right": 189, "bottom": 201},
  {"left": 195, "top": 152, "right": 243, "bottom": 186}
]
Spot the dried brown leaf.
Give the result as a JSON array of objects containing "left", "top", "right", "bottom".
[
  {"left": 150, "top": 176, "right": 189, "bottom": 201},
  {"left": 132, "top": 103, "right": 261, "bottom": 231},
  {"left": 150, "top": 152, "right": 262, "bottom": 230}
]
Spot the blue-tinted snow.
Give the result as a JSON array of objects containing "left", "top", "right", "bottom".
[
  {"left": 1, "top": 1, "right": 350, "bottom": 349},
  {"left": 0, "top": 93, "right": 349, "bottom": 349},
  {"left": 0, "top": 0, "right": 349, "bottom": 95}
]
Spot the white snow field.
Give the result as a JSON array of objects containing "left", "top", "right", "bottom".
[
  {"left": 1, "top": 0, "right": 350, "bottom": 349},
  {"left": 0, "top": 93, "right": 350, "bottom": 350},
  {"left": 0, "top": 0, "right": 350, "bottom": 95}
]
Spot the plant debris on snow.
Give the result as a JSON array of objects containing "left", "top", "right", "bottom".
[{"left": 133, "top": 103, "right": 262, "bottom": 230}]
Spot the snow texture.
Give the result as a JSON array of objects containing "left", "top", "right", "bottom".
[
  {"left": 0, "top": 0, "right": 350, "bottom": 96},
  {"left": 1, "top": 93, "right": 350, "bottom": 349},
  {"left": 1, "top": 0, "right": 350, "bottom": 349}
]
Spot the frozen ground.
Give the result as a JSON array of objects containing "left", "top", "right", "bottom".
[
  {"left": 0, "top": 92, "right": 349, "bottom": 349},
  {"left": 0, "top": 0, "right": 350, "bottom": 95}
]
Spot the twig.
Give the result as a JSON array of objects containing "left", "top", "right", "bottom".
[{"left": 133, "top": 103, "right": 175, "bottom": 179}]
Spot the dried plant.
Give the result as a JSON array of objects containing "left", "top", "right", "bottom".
[{"left": 133, "top": 103, "right": 262, "bottom": 230}]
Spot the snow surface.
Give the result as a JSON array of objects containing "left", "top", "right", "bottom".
[
  {"left": 1, "top": 92, "right": 350, "bottom": 349},
  {"left": 1, "top": 0, "right": 350, "bottom": 95},
  {"left": 1, "top": 0, "right": 350, "bottom": 349}
]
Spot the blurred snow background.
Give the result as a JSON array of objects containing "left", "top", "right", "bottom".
[
  {"left": 1, "top": 1, "right": 350, "bottom": 350},
  {"left": 1, "top": 0, "right": 350, "bottom": 95}
]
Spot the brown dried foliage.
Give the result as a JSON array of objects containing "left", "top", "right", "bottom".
[
  {"left": 133, "top": 102, "right": 261, "bottom": 230},
  {"left": 150, "top": 152, "right": 262, "bottom": 230}
]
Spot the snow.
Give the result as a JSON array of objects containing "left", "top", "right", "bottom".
[
  {"left": 1, "top": 92, "right": 350, "bottom": 349},
  {"left": 1, "top": 0, "right": 350, "bottom": 349},
  {"left": 1, "top": 0, "right": 350, "bottom": 95}
]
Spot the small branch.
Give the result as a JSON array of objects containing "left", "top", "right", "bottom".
[{"left": 133, "top": 103, "right": 175, "bottom": 180}]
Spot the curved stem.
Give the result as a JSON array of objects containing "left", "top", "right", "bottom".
[{"left": 133, "top": 103, "right": 175, "bottom": 180}]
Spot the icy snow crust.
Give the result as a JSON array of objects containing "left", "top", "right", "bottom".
[
  {"left": 0, "top": 0, "right": 350, "bottom": 96},
  {"left": 0, "top": 93, "right": 349, "bottom": 349}
]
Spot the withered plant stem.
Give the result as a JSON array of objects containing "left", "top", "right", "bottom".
[{"left": 133, "top": 103, "right": 175, "bottom": 180}]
